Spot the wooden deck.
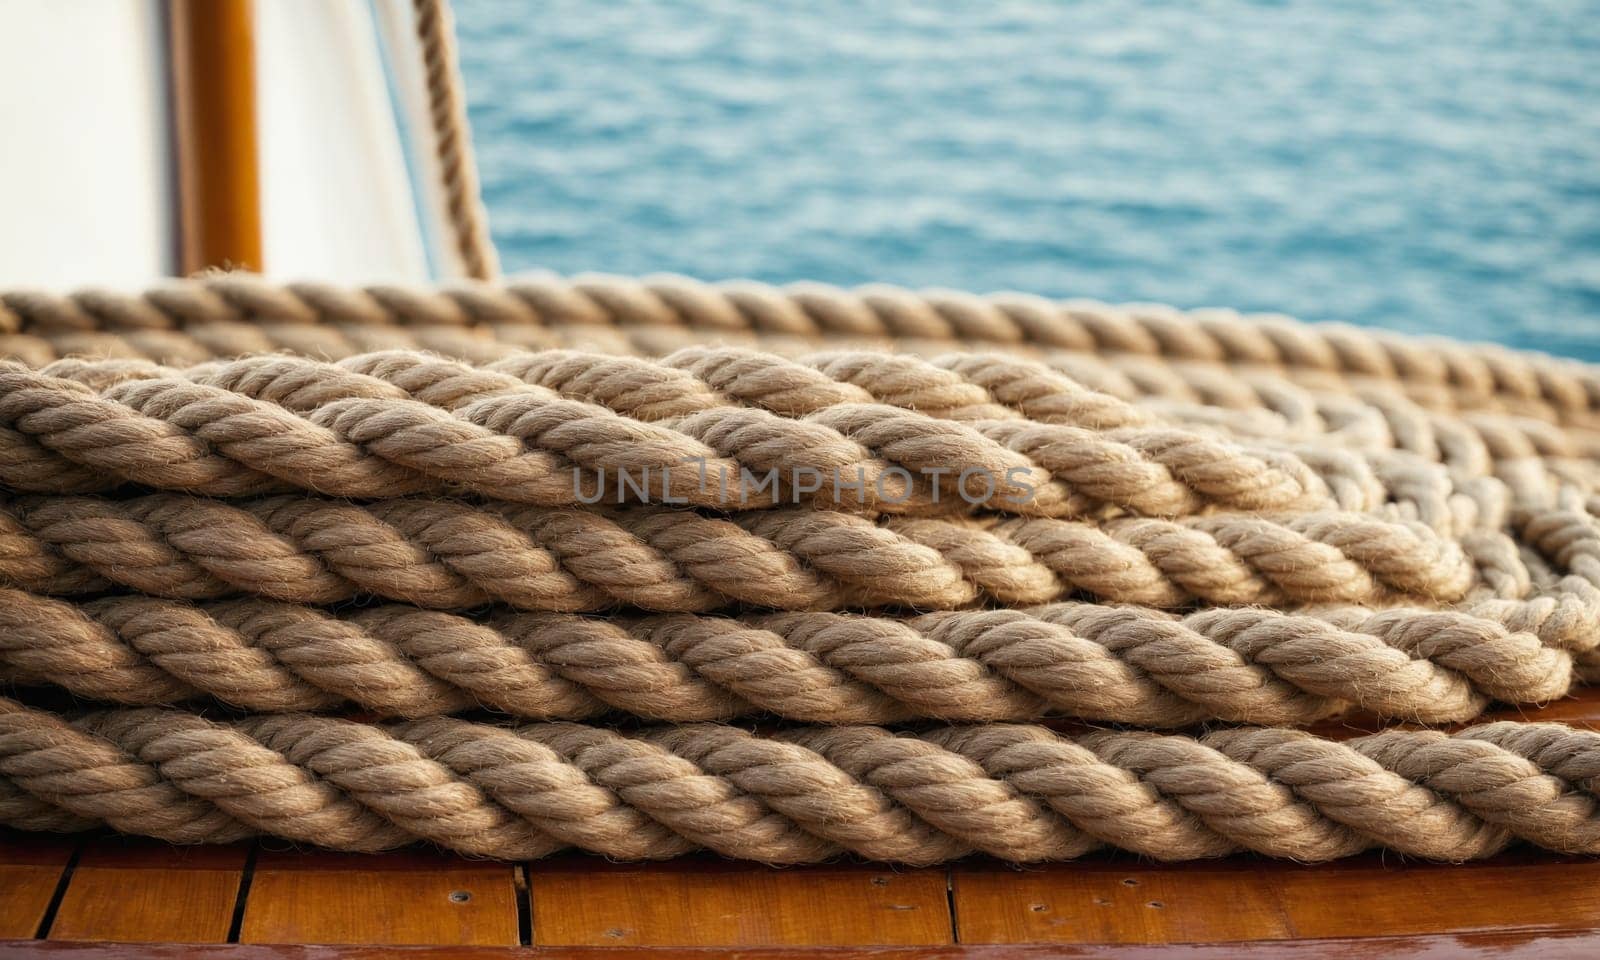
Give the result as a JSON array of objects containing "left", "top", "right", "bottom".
[{"left": 3, "top": 691, "right": 1599, "bottom": 957}]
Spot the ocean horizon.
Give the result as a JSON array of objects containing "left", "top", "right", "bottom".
[{"left": 456, "top": 0, "right": 1600, "bottom": 359}]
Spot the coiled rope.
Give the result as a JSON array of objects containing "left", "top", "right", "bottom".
[{"left": 5, "top": 277, "right": 1600, "bottom": 862}]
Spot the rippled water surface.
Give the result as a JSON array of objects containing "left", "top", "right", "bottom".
[{"left": 455, "top": 0, "right": 1600, "bottom": 358}]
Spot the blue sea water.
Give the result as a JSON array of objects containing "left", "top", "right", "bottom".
[{"left": 454, "top": 1, "right": 1600, "bottom": 359}]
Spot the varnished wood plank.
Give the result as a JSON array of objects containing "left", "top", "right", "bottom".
[
  {"left": 1270, "top": 853, "right": 1600, "bottom": 939},
  {"left": 1479, "top": 687, "right": 1600, "bottom": 729},
  {"left": 239, "top": 849, "right": 518, "bottom": 946},
  {"left": 1307, "top": 684, "right": 1600, "bottom": 740},
  {"left": 954, "top": 852, "right": 1600, "bottom": 945},
  {"left": 529, "top": 856, "right": 951, "bottom": 947},
  {"left": 48, "top": 841, "right": 246, "bottom": 944},
  {"left": 7, "top": 929, "right": 1600, "bottom": 957},
  {"left": 0, "top": 833, "right": 75, "bottom": 939},
  {"left": 167, "top": 0, "right": 263, "bottom": 273},
  {"left": 954, "top": 860, "right": 1292, "bottom": 945}
]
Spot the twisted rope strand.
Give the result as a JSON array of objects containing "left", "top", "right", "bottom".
[
  {"left": 12, "top": 316, "right": 1598, "bottom": 505},
  {"left": 1515, "top": 501, "right": 1600, "bottom": 676},
  {"left": 220, "top": 351, "right": 1337, "bottom": 516},
  {"left": 1, "top": 589, "right": 1569, "bottom": 724},
  {"left": 66, "top": 348, "right": 1536, "bottom": 526},
  {"left": 508, "top": 348, "right": 1370, "bottom": 511},
  {"left": 0, "top": 493, "right": 1477, "bottom": 612},
  {"left": 7, "top": 357, "right": 1295, "bottom": 518},
  {"left": 5, "top": 699, "right": 1600, "bottom": 862},
  {"left": 6, "top": 275, "right": 1598, "bottom": 425},
  {"left": 0, "top": 360, "right": 919, "bottom": 512},
  {"left": 12, "top": 352, "right": 1392, "bottom": 520},
  {"left": 354, "top": 348, "right": 1390, "bottom": 513},
  {"left": 0, "top": 319, "right": 1506, "bottom": 430},
  {"left": 323, "top": 348, "right": 1591, "bottom": 525},
  {"left": 410, "top": 0, "right": 500, "bottom": 280},
  {"left": 548, "top": 345, "right": 1600, "bottom": 528}
]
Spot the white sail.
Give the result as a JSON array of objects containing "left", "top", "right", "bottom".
[
  {"left": 0, "top": 0, "right": 174, "bottom": 286},
  {"left": 0, "top": 0, "right": 459, "bottom": 285}
]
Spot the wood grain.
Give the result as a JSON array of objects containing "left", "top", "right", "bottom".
[
  {"left": 1306, "top": 686, "right": 1600, "bottom": 740},
  {"left": 0, "top": 833, "right": 74, "bottom": 939},
  {"left": 1478, "top": 688, "right": 1600, "bottom": 728},
  {"left": 956, "top": 860, "right": 1287, "bottom": 945},
  {"left": 48, "top": 842, "right": 246, "bottom": 944},
  {"left": 953, "top": 852, "right": 1600, "bottom": 945},
  {"left": 1267, "top": 853, "right": 1600, "bottom": 939},
  {"left": 529, "top": 856, "right": 952, "bottom": 947},
  {"left": 6, "top": 930, "right": 1600, "bottom": 957},
  {"left": 239, "top": 849, "right": 518, "bottom": 947}
]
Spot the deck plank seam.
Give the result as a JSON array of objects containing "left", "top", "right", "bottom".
[
  {"left": 224, "top": 844, "right": 259, "bottom": 944},
  {"left": 514, "top": 862, "right": 532, "bottom": 946},
  {"left": 945, "top": 865, "right": 960, "bottom": 944},
  {"left": 31, "top": 841, "right": 81, "bottom": 941}
]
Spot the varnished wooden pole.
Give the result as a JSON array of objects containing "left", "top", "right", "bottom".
[{"left": 167, "top": 0, "right": 262, "bottom": 274}]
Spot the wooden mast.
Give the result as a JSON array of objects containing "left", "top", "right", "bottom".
[{"left": 167, "top": 0, "right": 262, "bottom": 274}]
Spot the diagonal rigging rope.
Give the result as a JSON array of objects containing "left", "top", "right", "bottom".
[{"left": 409, "top": 0, "right": 500, "bottom": 280}]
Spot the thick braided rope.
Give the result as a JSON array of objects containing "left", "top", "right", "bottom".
[
  {"left": 500, "top": 345, "right": 1581, "bottom": 523},
  {"left": 0, "top": 590, "right": 1567, "bottom": 725},
  {"left": 190, "top": 348, "right": 1587, "bottom": 523},
  {"left": 13, "top": 323, "right": 1595, "bottom": 505},
  {"left": 14, "top": 332, "right": 1587, "bottom": 530},
  {"left": 14, "top": 349, "right": 1587, "bottom": 544},
  {"left": 0, "top": 356, "right": 1346, "bottom": 518},
  {"left": 0, "top": 493, "right": 1477, "bottom": 611},
  {"left": 32, "top": 345, "right": 1583, "bottom": 503},
  {"left": 12, "top": 315, "right": 1598, "bottom": 510},
  {"left": 410, "top": 0, "right": 500, "bottom": 280},
  {"left": 589, "top": 346, "right": 1599, "bottom": 519},
  {"left": 4, "top": 275, "right": 1597, "bottom": 424},
  {"left": 0, "top": 316, "right": 1589, "bottom": 445},
  {"left": 271, "top": 349, "right": 1598, "bottom": 526},
  {"left": 201, "top": 352, "right": 1341, "bottom": 523},
  {"left": 1518, "top": 501, "right": 1600, "bottom": 679},
  {"left": 4, "top": 699, "right": 1599, "bottom": 862},
  {"left": 0, "top": 359, "right": 927, "bottom": 513},
  {"left": 86, "top": 350, "right": 1410, "bottom": 518},
  {"left": 90, "top": 352, "right": 1350, "bottom": 518},
  {"left": 41, "top": 348, "right": 1532, "bottom": 524}
]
